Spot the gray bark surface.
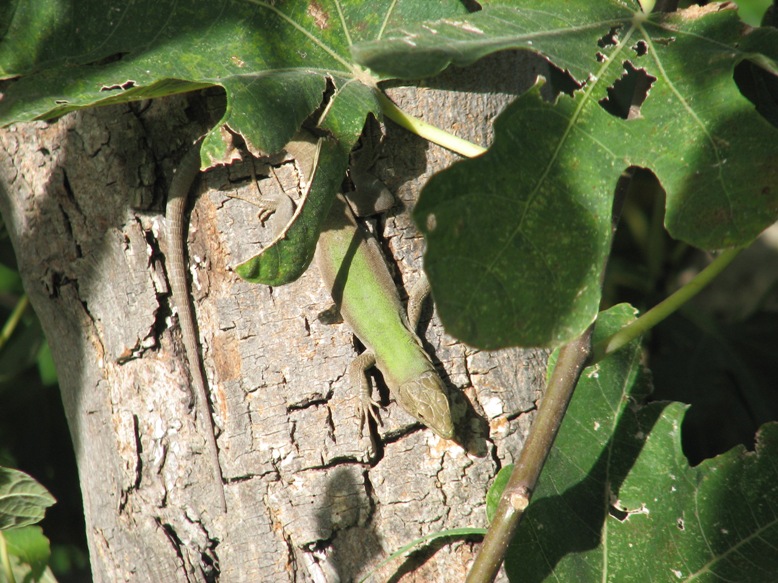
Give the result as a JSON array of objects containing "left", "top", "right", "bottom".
[{"left": 0, "top": 52, "right": 551, "bottom": 582}]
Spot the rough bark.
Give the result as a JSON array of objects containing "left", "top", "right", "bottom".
[{"left": 0, "top": 52, "right": 551, "bottom": 582}]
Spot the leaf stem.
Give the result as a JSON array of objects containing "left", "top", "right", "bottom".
[
  {"left": 376, "top": 92, "right": 487, "bottom": 158},
  {"left": 0, "top": 295, "right": 29, "bottom": 352},
  {"left": 638, "top": 0, "right": 656, "bottom": 13},
  {"left": 591, "top": 246, "right": 742, "bottom": 363}
]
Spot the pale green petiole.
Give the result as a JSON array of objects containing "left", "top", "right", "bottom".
[
  {"left": 638, "top": 0, "right": 656, "bottom": 14},
  {"left": 591, "top": 246, "right": 743, "bottom": 363},
  {"left": 376, "top": 92, "right": 487, "bottom": 158}
]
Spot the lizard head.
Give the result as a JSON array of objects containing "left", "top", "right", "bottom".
[{"left": 396, "top": 371, "right": 454, "bottom": 440}]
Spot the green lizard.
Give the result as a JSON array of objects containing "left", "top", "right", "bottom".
[
  {"left": 281, "top": 132, "right": 454, "bottom": 439},
  {"left": 244, "top": 132, "right": 455, "bottom": 439},
  {"left": 315, "top": 192, "right": 455, "bottom": 440},
  {"left": 166, "top": 134, "right": 454, "bottom": 504}
]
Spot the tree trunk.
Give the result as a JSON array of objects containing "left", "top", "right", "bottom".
[{"left": 0, "top": 52, "right": 550, "bottom": 582}]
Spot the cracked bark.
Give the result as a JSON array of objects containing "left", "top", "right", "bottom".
[{"left": 0, "top": 52, "right": 552, "bottom": 582}]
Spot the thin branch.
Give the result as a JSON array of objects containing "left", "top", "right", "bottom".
[
  {"left": 465, "top": 326, "right": 594, "bottom": 583},
  {"left": 591, "top": 246, "right": 743, "bottom": 363}
]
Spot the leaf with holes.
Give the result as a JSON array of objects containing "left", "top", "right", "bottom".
[
  {"left": 0, "top": 0, "right": 469, "bottom": 284},
  {"left": 493, "top": 304, "right": 778, "bottom": 582},
  {"left": 355, "top": 1, "right": 778, "bottom": 348}
]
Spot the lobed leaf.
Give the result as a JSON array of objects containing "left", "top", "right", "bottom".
[
  {"left": 0, "top": 0, "right": 469, "bottom": 156},
  {"left": 0, "top": 0, "right": 470, "bottom": 284},
  {"left": 353, "top": 1, "right": 778, "bottom": 347},
  {"left": 499, "top": 304, "right": 778, "bottom": 581}
]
